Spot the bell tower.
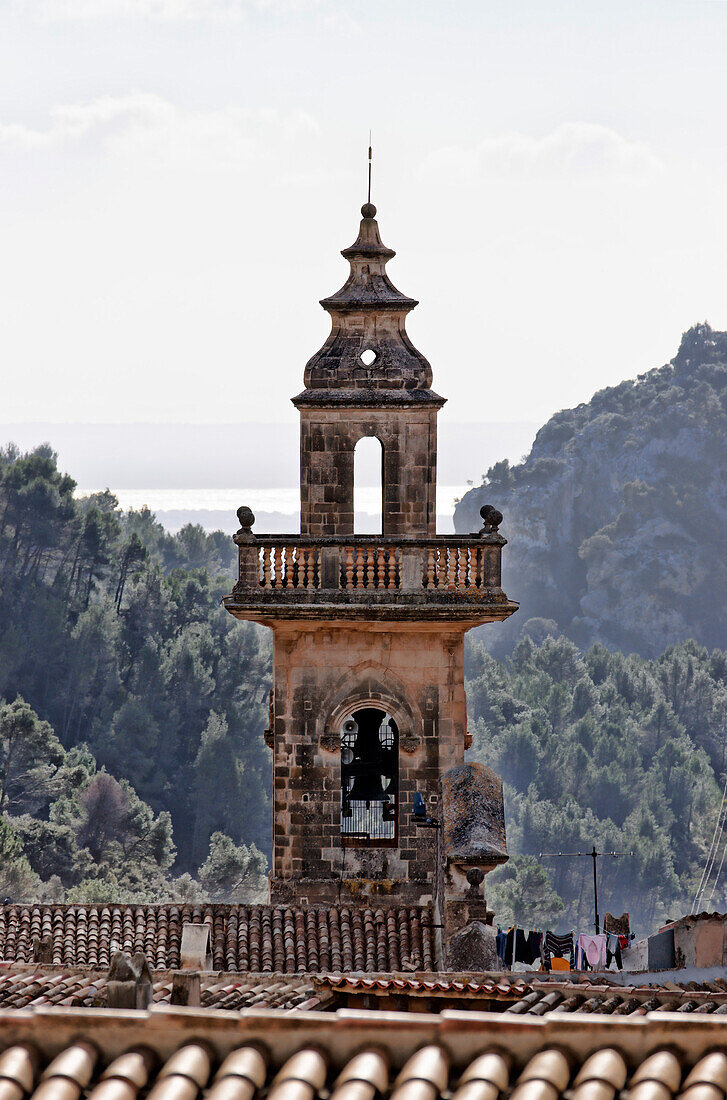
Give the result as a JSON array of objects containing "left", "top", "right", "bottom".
[{"left": 225, "top": 197, "right": 517, "bottom": 919}]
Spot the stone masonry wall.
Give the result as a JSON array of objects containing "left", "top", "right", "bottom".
[
  {"left": 299, "top": 407, "right": 438, "bottom": 537},
  {"left": 268, "top": 620, "right": 467, "bottom": 906}
]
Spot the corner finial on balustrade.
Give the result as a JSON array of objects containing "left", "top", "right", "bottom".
[
  {"left": 233, "top": 505, "right": 256, "bottom": 545},
  {"left": 479, "top": 504, "right": 503, "bottom": 535}
]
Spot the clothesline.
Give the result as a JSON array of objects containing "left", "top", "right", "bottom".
[{"left": 495, "top": 925, "right": 630, "bottom": 971}]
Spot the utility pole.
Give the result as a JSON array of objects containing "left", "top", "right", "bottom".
[{"left": 539, "top": 847, "right": 633, "bottom": 933}]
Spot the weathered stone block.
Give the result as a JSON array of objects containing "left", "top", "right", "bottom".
[{"left": 446, "top": 921, "right": 502, "bottom": 972}]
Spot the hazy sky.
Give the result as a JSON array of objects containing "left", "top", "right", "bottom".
[{"left": 2, "top": 0, "right": 727, "bottom": 426}]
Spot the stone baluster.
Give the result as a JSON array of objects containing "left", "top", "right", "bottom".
[
  {"left": 367, "top": 547, "right": 377, "bottom": 588},
  {"left": 345, "top": 547, "right": 354, "bottom": 589},
  {"left": 447, "top": 547, "right": 458, "bottom": 590},
  {"left": 376, "top": 546, "right": 386, "bottom": 589},
  {"left": 458, "top": 547, "right": 469, "bottom": 589},
  {"left": 426, "top": 547, "right": 436, "bottom": 588},
  {"left": 436, "top": 547, "right": 445, "bottom": 588},
  {"left": 387, "top": 548, "right": 398, "bottom": 589},
  {"left": 473, "top": 546, "right": 484, "bottom": 589},
  {"left": 355, "top": 547, "right": 365, "bottom": 588},
  {"left": 273, "top": 546, "right": 284, "bottom": 588}
]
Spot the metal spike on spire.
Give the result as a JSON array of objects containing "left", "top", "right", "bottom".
[{"left": 367, "top": 130, "right": 372, "bottom": 205}]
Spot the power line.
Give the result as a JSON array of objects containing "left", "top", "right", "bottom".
[
  {"left": 692, "top": 771, "right": 727, "bottom": 912},
  {"left": 707, "top": 829, "right": 727, "bottom": 907}
]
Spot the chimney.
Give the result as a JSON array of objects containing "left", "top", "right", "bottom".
[
  {"left": 180, "top": 923, "right": 212, "bottom": 970},
  {"left": 171, "top": 971, "right": 201, "bottom": 1006},
  {"left": 106, "top": 951, "right": 154, "bottom": 1009},
  {"left": 32, "top": 934, "right": 53, "bottom": 964}
]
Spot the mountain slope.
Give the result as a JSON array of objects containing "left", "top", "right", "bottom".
[{"left": 455, "top": 323, "right": 727, "bottom": 655}]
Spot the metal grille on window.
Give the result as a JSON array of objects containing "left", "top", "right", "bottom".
[{"left": 341, "top": 707, "right": 398, "bottom": 843}]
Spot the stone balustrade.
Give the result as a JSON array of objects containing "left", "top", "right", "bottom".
[
  {"left": 251, "top": 538, "right": 500, "bottom": 595},
  {"left": 223, "top": 507, "right": 517, "bottom": 622}
]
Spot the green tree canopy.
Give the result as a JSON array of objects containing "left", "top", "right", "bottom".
[{"left": 198, "top": 831, "right": 267, "bottom": 903}]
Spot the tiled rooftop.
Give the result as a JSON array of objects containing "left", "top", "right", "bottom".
[
  {"left": 1, "top": 1002, "right": 727, "bottom": 1100},
  {"left": 0, "top": 905, "right": 437, "bottom": 973},
  {"left": 0, "top": 966, "right": 332, "bottom": 1010},
  {"left": 319, "top": 972, "right": 727, "bottom": 1014},
  {"left": 507, "top": 976, "right": 727, "bottom": 1015},
  {"left": 317, "top": 973, "right": 530, "bottom": 1006},
  {"left": 5, "top": 966, "right": 727, "bottom": 1017}
]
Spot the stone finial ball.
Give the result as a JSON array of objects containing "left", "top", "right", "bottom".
[
  {"left": 480, "top": 504, "right": 503, "bottom": 530},
  {"left": 361, "top": 202, "right": 377, "bottom": 219},
  {"left": 236, "top": 506, "right": 255, "bottom": 529},
  {"left": 466, "top": 867, "right": 485, "bottom": 888}
]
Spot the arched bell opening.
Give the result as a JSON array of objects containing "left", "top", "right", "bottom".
[
  {"left": 353, "top": 436, "right": 384, "bottom": 534},
  {"left": 341, "top": 706, "right": 398, "bottom": 847}
]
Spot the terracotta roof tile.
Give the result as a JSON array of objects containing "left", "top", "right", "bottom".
[
  {"left": 317, "top": 973, "right": 527, "bottom": 1001},
  {"left": 0, "top": 967, "right": 335, "bottom": 1012},
  {"left": 498, "top": 978, "right": 727, "bottom": 1017},
  {"left": 0, "top": 906, "right": 436, "bottom": 974},
  {"left": 681, "top": 1052, "right": 727, "bottom": 1095},
  {"left": 391, "top": 1045, "right": 449, "bottom": 1100},
  {"left": 6, "top": 1002, "right": 727, "bottom": 1100}
]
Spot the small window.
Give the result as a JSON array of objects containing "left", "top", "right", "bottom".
[
  {"left": 360, "top": 348, "right": 377, "bottom": 366},
  {"left": 341, "top": 707, "right": 398, "bottom": 846}
]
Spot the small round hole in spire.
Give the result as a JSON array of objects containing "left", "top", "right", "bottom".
[{"left": 360, "top": 349, "right": 377, "bottom": 367}]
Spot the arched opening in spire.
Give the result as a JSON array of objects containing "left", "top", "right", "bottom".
[{"left": 353, "top": 436, "right": 383, "bottom": 534}]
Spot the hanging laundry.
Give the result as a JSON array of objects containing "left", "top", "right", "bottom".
[
  {"left": 503, "top": 927, "right": 541, "bottom": 966},
  {"left": 526, "top": 930, "right": 542, "bottom": 964},
  {"left": 543, "top": 931, "right": 574, "bottom": 969},
  {"left": 496, "top": 930, "right": 507, "bottom": 962},
  {"left": 575, "top": 933, "right": 607, "bottom": 969},
  {"left": 606, "top": 932, "right": 623, "bottom": 970}
]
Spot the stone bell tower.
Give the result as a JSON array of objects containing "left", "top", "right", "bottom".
[{"left": 224, "top": 198, "right": 517, "bottom": 924}]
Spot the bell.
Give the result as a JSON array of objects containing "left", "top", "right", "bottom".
[{"left": 348, "top": 769, "right": 388, "bottom": 802}]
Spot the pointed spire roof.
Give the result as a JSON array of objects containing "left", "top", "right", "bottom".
[
  {"left": 320, "top": 203, "right": 417, "bottom": 312},
  {"left": 293, "top": 203, "right": 445, "bottom": 408}
]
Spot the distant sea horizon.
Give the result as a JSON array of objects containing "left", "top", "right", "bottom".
[
  {"left": 4, "top": 419, "right": 538, "bottom": 535},
  {"left": 75, "top": 485, "right": 470, "bottom": 534}
]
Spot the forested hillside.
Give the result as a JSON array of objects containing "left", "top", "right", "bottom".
[
  {"left": 2, "top": 439, "right": 725, "bottom": 933},
  {"left": 468, "top": 635, "right": 727, "bottom": 933},
  {"left": 0, "top": 444, "right": 270, "bottom": 902},
  {"left": 454, "top": 323, "right": 727, "bottom": 657}
]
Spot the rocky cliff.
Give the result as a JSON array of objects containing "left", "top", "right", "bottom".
[{"left": 454, "top": 323, "right": 727, "bottom": 655}]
